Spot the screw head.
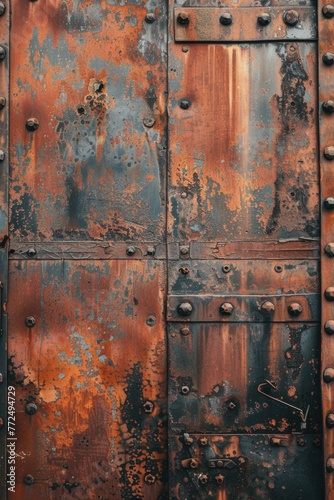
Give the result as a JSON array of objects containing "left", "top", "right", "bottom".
[
  {"left": 287, "top": 302, "right": 302, "bottom": 316},
  {"left": 323, "top": 4, "right": 334, "bottom": 18},
  {"left": 25, "top": 316, "right": 36, "bottom": 328},
  {"left": 143, "top": 116, "right": 155, "bottom": 128},
  {"left": 177, "top": 302, "right": 193, "bottom": 316},
  {"left": 145, "top": 13, "right": 155, "bottom": 23},
  {"left": 325, "top": 320, "right": 334, "bottom": 335},
  {"left": 323, "top": 100, "right": 334, "bottom": 113},
  {"left": 180, "top": 99, "right": 191, "bottom": 110},
  {"left": 220, "top": 13, "right": 232, "bottom": 25},
  {"left": 23, "top": 474, "right": 35, "bottom": 485},
  {"left": 25, "top": 402, "right": 38, "bottom": 415},
  {"left": 0, "top": 3, "right": 6, "bottom": 16},
  {"left": 177, "top": 12, "right": 190, "bottom": 26},
  {"left": 181, "top": 385, "right": 190, "bottom": 395},
  {"left": 327, "top": 413, "right": 334, "bottom": 427},
  {"left": 258, "top": 13, "right": 271, "bottom": 26},
  {"left": 27, "top": 248, "right": 36, "bottom": 257},
  {"left": 199, "top": 474, "right": 208, "bottom": 485},
  {"left": 126, "top": 246, "right": 136, "bottom": 256},
  {"left": 323, "top": 52, "right": 334, "bottom": 65},
  {"left": 146, "top": 315, "right": 156, "bottom": 327},
  {"left": 199, "top": 437, "right": 208, "bottom": 446},
  {"left": 327, "top": 458, "right": 334, "bottom": 472},
  {"left": 325, "top": 287, "right": 334, "bottom": 301},
  {"left": 325, "top": 243, "right": 334, "bottom": 256},
  {"left": 0, "top": 150, "right": 5, "bottom": 161},
  {"left": 324, "top": 146, "right": 334, "bottom": 160},
  {"left": 26, "top": 118, "right": 39, "bottom": 131},
  {"left": 261, "top": 301, "right": 275, "bottom": 313},
  {"left": 215, "top": 474, "right": 225, "bottom": 485},
  {"left": 324, "top": 367, "right": 334, "bottom": 383},
  {"left": 220, "top": 302, "right": 234, "bottom": 315},
  {"left": 180, "top": 326, "right": 190, "bottom": 336},
  {"left": 143, "top": 400, "right": 154, "bottom": 414},
  {"left": 283, "top": 10, "right": 299, "bottom": 26},
  {"left": 0, "top": 96, "right": 6, "bottom": 109},
  {"left": 325, "top": 197, "right": 334, "bottom": 209},
  {"left": 0, "top": 46, "right": 5, "bottom": 60}
]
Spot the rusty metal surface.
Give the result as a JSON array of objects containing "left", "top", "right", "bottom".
[
  {"left": 174, "top": 7, "right": 317, "bottom": 42},
  {"left": 169, "top": 434, "right": 323, "bottom": 499},
  {"left": 8, "top": 260, "right": 167, "bottom": 498}
]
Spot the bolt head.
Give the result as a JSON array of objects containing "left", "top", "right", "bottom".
[
  {"left": 323, "top": 100, "right": 334, "bottom": 113},
  {"left": 261, "top": 301, "right": 275, "bottom": 313},
  {"left": 177, "top": 12, "right": 190, "bottom": 25},
  {"left": 177, "top": 302, "right": 193, "bottom": 316},
  {"left": 325, "top": 243, "right": 334, "bottom": 256},
  {"left": 215, "top": 474, "right": 225, "bottom": 484},
  {"left": 220, "top": 13, "right": 232, "bottom": 25},
  {"left": 145, "top": 13, "right": 155, "bottom": 23},
  {"left": 323, "top": 52, "right": 334, "bottom": 65},
  {"left": 327, "top": 458, "right": 334, "bottom": 472},
  {"left": 180, "top": 326, "right": 190, "bottom": 336},
  {"left": 287, "top": 302, "right": 302, "bottom": 316},
  {"left": 180, "top": 99, "right": 191, "bottom": 110},
  {"left": 258, "top": 13, "right": 271, "bottom": 26},
  {"left": 143, "top": 400, "right": 154, "bottom": 414},
  {"left": 126, "top": 246, "right": 136, "bottom": 256},
  {"left": 181, "top": 385, "right": 190, "bottom": 395},
  {"left": 222, "top": 264, "right": 231, "bottom": 273},
  {"left": 325, "top": 287, "right": 334, "bottom": 301},
  {"left": 0, "top": 150, "right": 5, "bottom": 161},
  {"left": 23, "top": 474, "right": 35, "bottom": 485},
  {"left": 327, "top": 413, "right": 334, "bottom": 427},
  {"left": 325, "top": 320, "right": 334, "bottom": 335},
  {"left": 324, "top": 146, "right": 334, "bottom": 160},
  {"left": 220, "top": 302, "right": 234, "bottom": 315},
  {"left": 0, "top": 3, "right": 6, "bottom": 16},
  {"left": 25, "top": 316, "right": 36, "bottom": 328},
  {"left": 25, "top": 402, "right": 38, "bottom": 415},
  {"left": 325, "top": 197, "right": 334, "bottom": 209},
  {"left": 323, "top": 4, "right": 334, "bottom": 18},
  {"left": 26, "top": 118, "right": 39, "bottom": 131},
  {"left": 324, "top": 367, "right": 334, "bottom": 383},
  {"left": 283, "top": 10, "right": 299, "bottom": 26}
]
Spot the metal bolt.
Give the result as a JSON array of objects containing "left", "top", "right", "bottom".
[
  {"left": 324, "top": 367, "right": 334, "bottom": 383},
  {"left": 26, "top": 118, "right": 39, "bottom": 131},
  {"left": 180, "top": 326, "right": 190, "bottom": 336},
  {"left": 227, "top": 401, "right": 236, "bottom": 411},
  {"left": 287, "top": 303, "right": 302, "bottom": 316},
  {"left": 177, "top": 302, "right": 193, "bottom": 316},
  {"left": 0, "top": 96, "right": 6, "bottom": 109},
  {"left": 220, "top": 13, "right": 232, "bottom": 25},
  {"left": 177, "top": 12, "right": 190, "bottom": 26},
  {"left": 181, "top": 192, "right": 188, "bottom": 199},
  {"left": 0, "top": 150, "right": 4, "bottom": 161},
  {"left": 325, "top": 320, "right": 334, "bottom": 335},
  {"left": 180, "top": 245, "right": 189, "bottom": 255},
  {"left": 327, "top": 413, "right": 334, "bottom": 427},
  {"left": 147, "top": 246, "right": 155, "bottom": 256},
  {"left": 323, "top": 4, "right": 334, "bottom": 18},
  {"left": 219, "top": 302, "right": 234, "bottom": 315},
  {"left": 25, "top": 402, "right": 38, "bottom": 415},
  {"left": 297, "top": 437, "right": 306, "bottom": 447},
  {"left": 199, "top": 437, "right": 208, "bottom": 446},
  {"left": 222, "top": 265, "right": 231, "bottom": 273},
  {"left": 323, "top": 100, "right": 334, "bottom": 113},
  {"left": 324, "top": 146, "right": 334, "bottom": 160},
  {"left": 143, "top": 400, "right": 154, "bottom": 414},
  {"left": 215, "top": 474, "right": 225, "bottom": 485},
  {"left": 126, "top": 246, "right": 136, "bottom": 256},
  {"left": 146, "top": 315, "right": 156, "bottom": 327},
  {"left": 325, "top": 287, "right": 334, "bottom": 301},
  {"left": 185, "top": 436, "right": 193, "bottom": 446},
  {"left": 0, "top": 46, "right": 5, "bottom": 60},
  {"left": 274, "top": 264, "right": 283, "bottom": 273},
  {"left": 27, "top": 248, "right": 36, "bottom": 257},
  {"left": 180, "top": 99, "right": 191, "bottom": 110},
  {"left": 216, "top": 460, "right": 224, "bottom": 467},
  {"left": 145, "top": 13, "right": 155, "bottom": 23},
  {"left": 181, "top": 385, "right": 190, "bottom": 395},
  {"left": 190, "top": 459, "right": 199, "bottom": 469},
  {"left": 327, "top": 458, "right": 334, "bottom": 472},
  {"left": 283, "top": 10, "right": 299, "bottom": 26},
  {"left": 323, "top": 52, "right": 334, "bottom": 65},
  {"left": 258, "top": 13, "right": 271, "bottom": 26},
  {"left": 325, "top": 243, "right": 334, "bottom": 256},
  {"left": 324, "top": 197, "right": 334, "bottom": 209},
  {"left": 25, "top": 316, "right": 36, "bottom": 328},
  {"left": 199, "top": 474, "right": 208, "bottom": 485},
  {"left": 144, "top": 473, "right": 156, "bottom": 484},
  {"left": 261, "top": 301, "right": 275, "bottom": 313},
  {"left": 23, "top": 474, "right": 35, "bottom": 485},
  {"left": 143, "top": 116, "right": 155, "bottom": 128},
  {"left": 0, "top": 3, "right": 6, "bottom": 16}
]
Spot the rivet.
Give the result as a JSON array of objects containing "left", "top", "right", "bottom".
[
  {"left": 180, "top": 99, "right": 191, "bottom": 110},
  {"left": 325, "top": 320, "right": 334, "bottom": 335},
  {"left": 324, "top": 197, "right": 334, "bottom": 209},
  {"left": 177, "top": 302, "right": 193, "bottom": 316},
  {"left": 283, "top": 10, "right": 299, "bottom": 26},
  {"left": 219, "top": 302, "right": 234, "bottom": 315},
  {"left": 25, "top": 402, "right": 38, "bottom": 415},
  {"left": 327, "top": 413, "right": 334, "bottom": 427},
  {"left": 25, "top": 316, "right": 36, "bottom": 328},
  {"left": 220, "top": 13, "right": 232, "bottom": 25},
  {"left": 143, "top": 116, "right": 155, "bottom": 128},
  {"left": 190, "top": 459, "right": 199, "bottom": 469},
  {"left": 143, "top": 400, "right": 154, "bottom": 414},
  {"left": 323, "top": 52, "right": 334, "bottom": 65},
  {"left": 0, "top": 46, "right": 5, "bottom": 60},
  {"left": 185, "top": 436, "right": 193, "bottom": 446},
  {"left": 23, "top": 474, "right": 35, "bottom": 485},
  {"left": 146, "top": 315, "right": 156, "bottom": 327},
  {"left": 287, "top": 302, "right": 302, "bottom": 316},
  {"left": 181, "top": 385, "right": 190, "bottom": 395},
  {"left": 327, "top": 457, "right": 334, "bottom": 472},
  {"left": 145, "top": 13, "right": 155, "bottom": 23},
  {"left": 0, "top": 150, "right": 5, "bottom": 161},
  {"left": 199, "top": 437, "right": 208, "bottom": 446},
  {"left": 257, "top": 13, "right": 271, "bottom": 26},
  {"left": 77, "top": 105, "right": 85, "bottom": 115},
  {"left": 126, "top": 246, "right": 136, "bottom": 256},
  {"left": 199, "top": 474, "right": 209, "bottom": 485},
  {"left": 180, "top": 326, "right": 190, "bottom": 336},
  {"left": 177, "top": 12, "right": 190, "bottom": 26},
  {"left": 325, "top": 287, "right": 334, "bottom": 301},
  {"left": 322, "top": 100, "right": 334, "bottom": 113},
  {"left": 27, "top": 248, "right": 36, "bottom": 257},
  {"left": 323, "top": 367, "right": 334, "bottom": 383},
  {"left": 297, "top": 437, "right": 306, "bottom": 447},
  {"left": 323, "top": 4, "right": 334, "bottom": 18},
  {"left": 215, "top": 474, "right": 225, "bottom": 485},
  {"left": 324, "top": 146, "right": 334, "bottom": 160},
  {"left": 180, "top": 245, "right": 189, "bottom": 255},
  {"left": 181, "top": 192, "right": 188, "bottom": 199},
  {"left": 0, "top": 96, "right": 6, "bottom": 109},
  {"left": 147, "top": 246, "right": 155, "bottom": 256},
  {"left": 0, "top": 3, "right": 5, "bottom": 16},
  {"left": 274, "top": 264, "right": 283, "bottom": 273},
  {"left": 26, "top": 118, "right": 39, "bottom": 131},
  {"left": 222, "top": 264, "right": 231, "bottom": 273},
  {"left": 261, "top": 301, "right": 275, "bottom": 313},
  {"left": 182, "top": 46, "right": 189, "bottom": 53},
  {"left": 325, "top": 243, "right": 334, "bottom": 256}
]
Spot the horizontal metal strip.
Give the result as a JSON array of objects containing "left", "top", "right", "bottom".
[
  {"left": 167, "top": 294, "right": 319, "bottom": 322},
  {"left": 174, "top": 7, "right": 317, "bottom": 43}
]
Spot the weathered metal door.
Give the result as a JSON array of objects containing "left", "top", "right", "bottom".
[{"left": 1, "top": 0, "right": 333, "bottom": 498}]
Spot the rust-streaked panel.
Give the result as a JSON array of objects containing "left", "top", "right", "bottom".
[
  {"left": 8, "top": 260, "right": 167, "bottom": 498},
  {"left": 9, "top": 1, "right": 166, "bottom": 242}
]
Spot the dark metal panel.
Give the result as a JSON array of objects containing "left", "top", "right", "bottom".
[
  {"left": 9, "top": 1, "right": 167, "bottom": 242},
  {"left": 174, "top": 7, "right": 317, "bottom": 43},
  {"left": 168, "top": 42, "right": 318, "bottom": 243},
  {"left": 7, "top": 260, "right": 167, "bottom": 498},
  {"left": 169, "top": 434, "right": 323, "bottom": 499}
]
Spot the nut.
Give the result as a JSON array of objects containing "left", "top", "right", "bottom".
[
  {"left": 177, "top": 302, "right": 193, "bottom": 316},
  {"left": 180, "top": 326, "right": 190, "bottom": 336},
  {"left": 143, "top": 401, "right": 154, "bottom": 414},
  {"left": 181, "top": 385, "right": 190, "bottom": 395},
  {"left": 219, "top": 302, "right": 234, "bottom": 315},
  {"left": 25, "top": 316, "right": 36, "bottom": 328},
  {"left": 199, "top": 474, "right": 208, "bottom": 485}
]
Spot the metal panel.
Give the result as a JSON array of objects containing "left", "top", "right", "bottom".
[{"left": 7, "top": 260, "right": 167, "bottom": 498}]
